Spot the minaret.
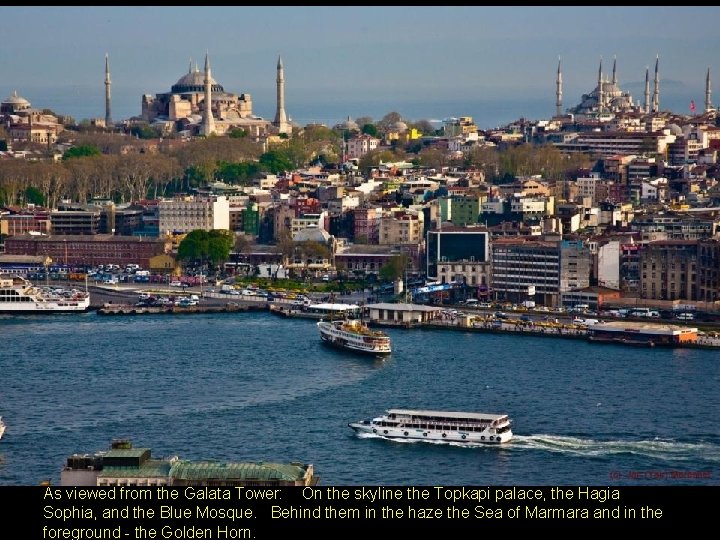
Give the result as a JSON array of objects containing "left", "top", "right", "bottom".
[
  {"left": 555, "top": 57, "right": 563, "bottom": 117},
  {"left": 652, "top": 55, "right": 660, "bottom": 113},
  {"left": 597, "top": 58, "right": 604, "bottom": 113},
  {"left": 705, "top": 68, "right": 712, "bottom": 113},
  {"left": 644, "top": 67, "right": 650, "bottom": 114},
  {"left": 612, "top": 56, "right": 617, "bottom": 86},
  {"left": 274, "top": 55, "right": 290, "bottom": 134},
  {"left": 201, "top": 52, "right": 215, "bottom": 136},
  {"left": 104, "top": 53, "right": 112, "bottom": 126}
]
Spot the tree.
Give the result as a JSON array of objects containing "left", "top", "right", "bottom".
[
  {"left": 417, "top": 147, "right": 448, "bottom": 169},
  {"left": 379, "top": 254, "right": 409, "bottom": 282},
  {"left": 358, "top": 149, "right": 400, "bottom": 172},
  {"left": 177, "top": 229, "right": 234, "bottom": 268},
  {"left": 259, "top": 150, "right": 294, "bottom": 174},
  {"left": 355, "top": 116, "right": 373, "bottom": 129},
  {"left": 64, "top": 155, "right": 103, "bottom": 203},
  {"left": 228, "top": 128, "right": 248, "bottom": 139},
  {"left": 206, "top": 229, "right": 235, "bottom": 266},
  {"left": 215, "top": 161, "right": 263, "bottom": 185},
  {"left": 130, "top": 124, "right": 159, "bottom": 140},
  {"left": 361, "top": 123, "right": 379, "bottom": 137},
  {"left": 234, "top": 234, "right": 251, "bottom": 253},
  {"left": 24, "top": 186, "right": 44, "bottom": 206},
  {"left": 409, "top": 119, "right": 435, "bottom": 135},
  {"left": 62, "top": 144, "right": 101, "bottom": 161},
  {"left": 377, "top": 112, "right": 403, "bottom": 133},
  {"left": 303, "top": 124, "right": 339, "bottom": 142},
  {"left": 178, "top": 230, "right": 209, "bottom": 263}
]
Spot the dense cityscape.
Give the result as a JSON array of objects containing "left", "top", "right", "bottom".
[{"left": 1, "top": 51, "right": 718, "bottom": 317}]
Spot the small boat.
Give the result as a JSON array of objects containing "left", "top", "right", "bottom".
[
  {"left": 349, "top": 408, "right": 513, "bottom": 444},
  {"left": 0, "top": 416, "right": 5, "bottom": 440},
  {"left": 317, "top": 318, "right": 391, "bottom": 355}
]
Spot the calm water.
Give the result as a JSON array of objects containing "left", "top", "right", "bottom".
[{"left": 0, "top": 312, "right": 718, "bottom": 486}]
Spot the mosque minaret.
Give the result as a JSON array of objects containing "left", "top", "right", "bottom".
[
  {"left": 273, "top": 55, "right": 291, "bottom": 134},
  {"left": 200, "top": 52, "right": 216, "bottom": 136},
  {"left": 104, "top": 53, "right": 112, "bottom": 126},
  {"left": 652, "top": 55, "right": 660, "bottom": 113},
  {"left": 705, "top": 67, "right": 712, "bottom": 113},
  {"left": 555, "top": 57, "right": 562, "bottom": 117}
]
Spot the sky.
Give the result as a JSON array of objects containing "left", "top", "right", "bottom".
[{"left": 1, "top": 6, "right": 719, "bottom": 128}]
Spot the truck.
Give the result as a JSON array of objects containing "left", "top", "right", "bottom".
[{"left": 522, "top": 300, "right": 536, "bottom": 309}]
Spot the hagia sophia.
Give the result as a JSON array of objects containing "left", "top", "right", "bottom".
[
  {"left": 140, "top": 53, "right": 291, "bottom": 138},
  {"left": 1, "top": 52, "right": 292, "bottom": 145}
]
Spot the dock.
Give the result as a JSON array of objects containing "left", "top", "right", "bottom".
[
  {"left": 97, "top": 302, "right": 264, "bottom": 315},
  {"left": 88, "top": 287, "right": 720, "bottom": 349}
]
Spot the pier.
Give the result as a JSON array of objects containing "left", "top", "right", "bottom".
[
  {"left": 97, "top": 302, "right": 261, "bottom": 315},
  {"left": 87, "top": 286, "right": 720, "bottom": 349}
]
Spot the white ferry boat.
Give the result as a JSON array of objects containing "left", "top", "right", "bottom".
[
  {"left": 317, "top": 319, "right": 391, "bottom": 355},
  {"left": 349, "top": 408, "right": 513, "bottom": 444},
  {"left": 0, "top": 416, "right": 5, "bottom": 440},
  {"left": 0, "top": 275, "right": 90, "bottom": 313}
]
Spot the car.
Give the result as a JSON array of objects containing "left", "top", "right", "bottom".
[
  {"left": 573, "top": 318, "right": 599, "bottom": 326},
  {"left": 169, "top": 281, "right": 183, "bottom": 287}
]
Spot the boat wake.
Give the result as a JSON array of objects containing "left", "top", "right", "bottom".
[
  {"left": 510, "top": 434, "right": 720, "bottom": 463},
  {"left": 355, "top": 432, "right": 720, "bottom": 462}
]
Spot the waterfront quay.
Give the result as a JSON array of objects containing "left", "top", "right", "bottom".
[{"left": 89, "top": 285, "right": 720, "bottom": 349}]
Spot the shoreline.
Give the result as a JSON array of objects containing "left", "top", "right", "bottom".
[{"left": 81, "top": 285, "right": 720, "bottom": 350}]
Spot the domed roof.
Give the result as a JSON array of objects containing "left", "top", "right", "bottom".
[
  {"left": 174, "top": 69, "right": 216, "bottom": 88},
  {"left": 390, "top": 120, "right": 408, "bottom": 132},
  {"left": 339, "top": 116, "right": 359, "bottom": 131},
  {"left": 2, "top": 90, "right": 30, "bottom": 106},
  {"left": 666, "top": 123, "right": 683, "bottom": 136},
  {"left": 170, "top": 62, "right": 224, "bottom": 94},
  {"left": 294, "top": 227, "right": 331, "bottom": 243}
]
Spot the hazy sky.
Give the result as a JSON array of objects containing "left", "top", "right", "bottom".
[{"left": 1, "top": 6, "right": 719, "bottom": 126}]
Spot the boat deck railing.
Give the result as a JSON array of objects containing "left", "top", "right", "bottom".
[{"left": 387, "top": 416, "right": 509, "bottom": 428}]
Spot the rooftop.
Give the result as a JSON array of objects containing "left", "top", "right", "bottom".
[
  {"left": 170, "top": 461, "right": 310, "bottom": 482},
  {"left": 365, "top": 303, "right": 442, "bottom": 312}
]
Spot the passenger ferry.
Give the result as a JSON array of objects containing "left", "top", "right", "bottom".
[
  {"left": 317, "top": 319, "right": 392, "bottom": 355},
  {"left": 349, "top": 408, "right": 513, "bottom": 444},
  {"left": 0, "top": 275, "right": 90, "bottom": 313}
]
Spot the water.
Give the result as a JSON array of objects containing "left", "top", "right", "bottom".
[{"left": 1, "top": 312, "right": 718, "bottom": 485}]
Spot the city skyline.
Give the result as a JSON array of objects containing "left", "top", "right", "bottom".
[{"left": 1, "top": 6, "right": 719, "bottom": 127}]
